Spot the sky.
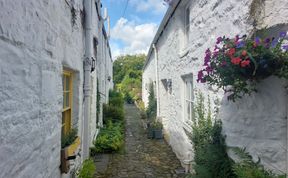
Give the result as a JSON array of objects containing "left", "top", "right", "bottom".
[{"left": 101, "top": 0, "right": 168, "bottom": 59}]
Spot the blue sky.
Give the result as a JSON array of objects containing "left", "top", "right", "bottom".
[{"left": 101, "top": 0, "right": 168, "bottom": 59}]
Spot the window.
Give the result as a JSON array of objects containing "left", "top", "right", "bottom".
[
  {"left": 183, "top": 76, "right": 194, "bottom": 122},
  {"left": 62, "top": 70, "right": 73, "bottom": 136}
]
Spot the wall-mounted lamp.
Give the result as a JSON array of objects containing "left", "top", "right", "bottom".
[
  {"left": 91, "top": 57, "right": 96, "bottom": 72},
  {"left": 107, "top": 76, "right": 111, "bottom": 81}
]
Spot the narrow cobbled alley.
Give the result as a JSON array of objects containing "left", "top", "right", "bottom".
[{"left": 95, "top": 104, "right": 186, "bottom": 178}]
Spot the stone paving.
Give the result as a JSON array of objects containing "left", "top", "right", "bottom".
[{"left": 95, "top": 104, "right": 186, "bottom": 178}]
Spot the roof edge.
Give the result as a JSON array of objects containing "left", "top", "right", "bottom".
[{"left": 143, "top": 0, "right": 181, "bottom": 70}]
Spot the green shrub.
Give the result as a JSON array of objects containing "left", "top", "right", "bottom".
[
  {"left": 146, "top": 83, "right": 157, "bottom": 119},
  {"left": 78, "top": 159, "right": 96, "bottom": 178},
  {"left": 232, "top": 148, "right": 285, "bottom": 178},
  {"left": 109, "top": 90, "right": 124, "bottom": 108},
  {"left": 188, "top": 92, "right": 235, "bottom": 178},
  {"left": 93, "top": 121, "right": 124, "bottom": 153},
  {"left": 103, "top": 104, "right": 124, "bottom": 124},
  {"left": 61, "top": 128, "right": 78, "bottom": 148}
]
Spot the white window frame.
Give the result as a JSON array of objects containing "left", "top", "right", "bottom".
[{"left": 182, "top": 74, "right": 194, "bottom": 126}]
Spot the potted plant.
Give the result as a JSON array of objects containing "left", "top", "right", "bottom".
[
  {"left": 60, "top": 128, "right": 80, "bottom": 173},
  {"left": 146, "top": 121, "right": 154, "bottom": 139},
  {"left": 197, "top": 32, "right": 288, "bottom": 101},
  {"left": 151, "top": 121, "right": 163, "bottom": 139}
]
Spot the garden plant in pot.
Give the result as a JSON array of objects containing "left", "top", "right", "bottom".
[
  {"left": 151, "top": 120, "right": 163, "bottom": 139},
  {"left": 197, "top": 32, "right": 288, "bottom": 101},
  {"left": 61, "top": 128, "right": 80, "bottom": 173}
]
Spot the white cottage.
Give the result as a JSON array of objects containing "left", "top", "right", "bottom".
[
  {"left": 0, "top": 0, "right": 113, "bottom": 177},
  {"left": 142, "top": 0, "right": 288, "bottom": 174}
]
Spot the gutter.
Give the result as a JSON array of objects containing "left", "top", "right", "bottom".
[{"left": 83, "top": 0, "right": 93, "bottom": 160}]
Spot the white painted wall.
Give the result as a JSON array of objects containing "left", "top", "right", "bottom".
[
  {"left": 143, "top": 0, "right": 288, "bottom": 174},
  {"left": 0, "top": 0, "right": 112, "bottom": 177}
]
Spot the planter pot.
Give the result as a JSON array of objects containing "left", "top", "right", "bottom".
[
  {"left": 60, "top": 148, "right": 70, "bottom": 173},
  {"left": 153, "top": 129, "right": 163, "bottom": 139},
  {"left": 147, "top": 127, "right": 154, "bottom": 139},
  {"left": 60, "top": 137, "right": 81, "bottom": 173}
]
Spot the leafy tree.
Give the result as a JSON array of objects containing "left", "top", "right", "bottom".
[{"left": 113, "top": 54, "right": 146, "bottom": 102}]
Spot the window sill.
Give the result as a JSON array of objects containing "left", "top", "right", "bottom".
[
  {"left": 179, "top": 48, "right": 189, "bottom": 58},
  {"left": 183, "top": 120, "right": 192, "bottom": 131}
]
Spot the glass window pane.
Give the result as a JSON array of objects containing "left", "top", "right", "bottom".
[
  {"left": 66, "top": 76, "right": 70, "bottom": 91},
  {"left": 186, "top": 82, "right": 190, "bottom": 100},
  {"left": 63, "top": 92, "right": 65, "bottom": 108},
  {"left": 65, "top": 92, "right": 70, "bottom": 108},
  {"left": 63, "top": 76, "right": 65, "bottom": 91}
]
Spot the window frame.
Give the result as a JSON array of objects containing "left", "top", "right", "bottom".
[
  {"left": 62, "top": 70, "right": 73, "bottom": 136},
  {"left": 182, "top": 74, "right": 194, "bottom": 125}
]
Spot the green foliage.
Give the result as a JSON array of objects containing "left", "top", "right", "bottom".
[
  {"left": 92, "top": 89, "right": 125, "bottom": 153},
  {"left": 189, "top": 92, "right": 235, "bottom": 178},
  {"left": 113, "top": 54, "right": 145, "bottom": 102},
  {"left": 78, "top": 159, "right": 96, "bottom": 178},
  {"left": 93, "top": 121, "right": 124, "bottom": 153},
  {"left": 61, "top": 128, "right": 78, "bottom": 148},
  {"left": 146, "top": 83, "right": 157, "bottom": 119},
  {"left": 102, "top": 90, "right": 125, "bottom": 124},
  {"left": 109, "top": 90, "right": 124, "bottom": 108},
  {"left": 96, "top": 79, "right": 100, "bottom": 123},
  {"left": 232, "top": 148, "right": 285, "bottom": 178}
]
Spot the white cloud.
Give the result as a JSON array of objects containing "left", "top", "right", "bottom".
[
  {"left": 130, "top": 0, "right": 167, "bottom": 14},
  {"left": 110, "top": 18, "right": 158, "bottom": 59}
]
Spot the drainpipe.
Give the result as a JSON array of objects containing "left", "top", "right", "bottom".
[
  {"left": 152, "top": 44, "right": 160, "bottom": 117},
  {"left": 83, "top": 0, "right": 92, "bottom": 160}
]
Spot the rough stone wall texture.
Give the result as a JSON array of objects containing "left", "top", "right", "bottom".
[
  {"left": 0, "top": 0, "right": 112, "bottom": 177},
  {"left": 143, "top": 0, "right": 288, "bottom": 173}
]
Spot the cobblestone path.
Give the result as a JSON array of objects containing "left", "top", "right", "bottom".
[{"left": 96, "top": 104, "right": 186, "bottom": 178}]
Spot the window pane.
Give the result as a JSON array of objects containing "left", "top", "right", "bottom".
[
  {"left": 63, "top": 92, "right": 65, "bottom": 108},
  {"left": 63, "top": 76, "right": 65, "bottom": 91},
  {"left": 66, "top": 76, "right": 70, "bottom": 91},
  {"left": 187, "top": 101, "right": 190, "bottom": 120},
  {"left": 65, "top": 92, "right": 70, "bottom": 108},
  {"left": 186, "top": 82, "right": 190, "bottom": 100}
]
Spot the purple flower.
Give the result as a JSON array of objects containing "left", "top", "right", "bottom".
[
  {"left": 280, "top": 32, "right": 287, "bottom": 38},
  {"left": 204, "top": 48, "right": 211, "bottom": 66},
  {"left": 216, "top": 37, "right": 222, "bottom": 44},
  {"left": 265, "top": 38, "right": 271, "bottom": 43},
  {"left": 236, "top": 41, "right": 245, "bottom": 48},
  {"left": 283, "top": 45, "right": 288, "bottom": 51},
  {"left": 271, "top": 39, "right": 278, "bottom": 48},
  {"left": 235, "top": 35, "right": 240, "bottom": 42},
  {"left": 205, "top": 66, "right": 213, "bottom": 74},
  {"left": 197, "top": 70, "right": 204, "bottom": 83},
  {"left": 213, "top": 51, "right": 219, "bottom": 58},
  {"left": 255, "top": 37, "right": 261, "bottom": 44},
  {"left": 204, "top": 55, "right": 210, "bottom": 66}
]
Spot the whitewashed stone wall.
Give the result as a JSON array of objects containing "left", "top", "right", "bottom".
[
  {"left": 143, "top": 0, "right": 288, "bottom": 173},
  {"left": 0, "top": 0, "right": 112, "bottom": 177}
]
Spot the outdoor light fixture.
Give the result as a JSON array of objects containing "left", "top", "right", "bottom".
[
  {"left": 107, "top": 76, "right": 111, "bottom": 81},
  {"left": 91, "top": 57, "right": 96, "bottom": 72}
]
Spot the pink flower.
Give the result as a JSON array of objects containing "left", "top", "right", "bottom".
[
  {"left": 240, "top": 60, "right": 250, "bottom": 67},
  {"left": 231, "top": 57, "right": 242, "bottom": 65}
]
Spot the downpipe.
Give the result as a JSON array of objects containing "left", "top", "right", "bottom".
[
  {"left": 83, "top": 0, "right": 93, "bottom": 160},
  {"left": 152, "top": 44, "right": 160, "bottom": 117}
]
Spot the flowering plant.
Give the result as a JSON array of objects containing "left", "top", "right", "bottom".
[{"left": 197, "top": 32, "right": 288, "bottom": 101}]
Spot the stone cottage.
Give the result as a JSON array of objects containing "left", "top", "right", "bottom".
[
  {"left": 142, "top": 0, "right": 288, "bottom": 174},
  {"left": 0, "top": 0, "right": 113, "bottom": 177}
]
